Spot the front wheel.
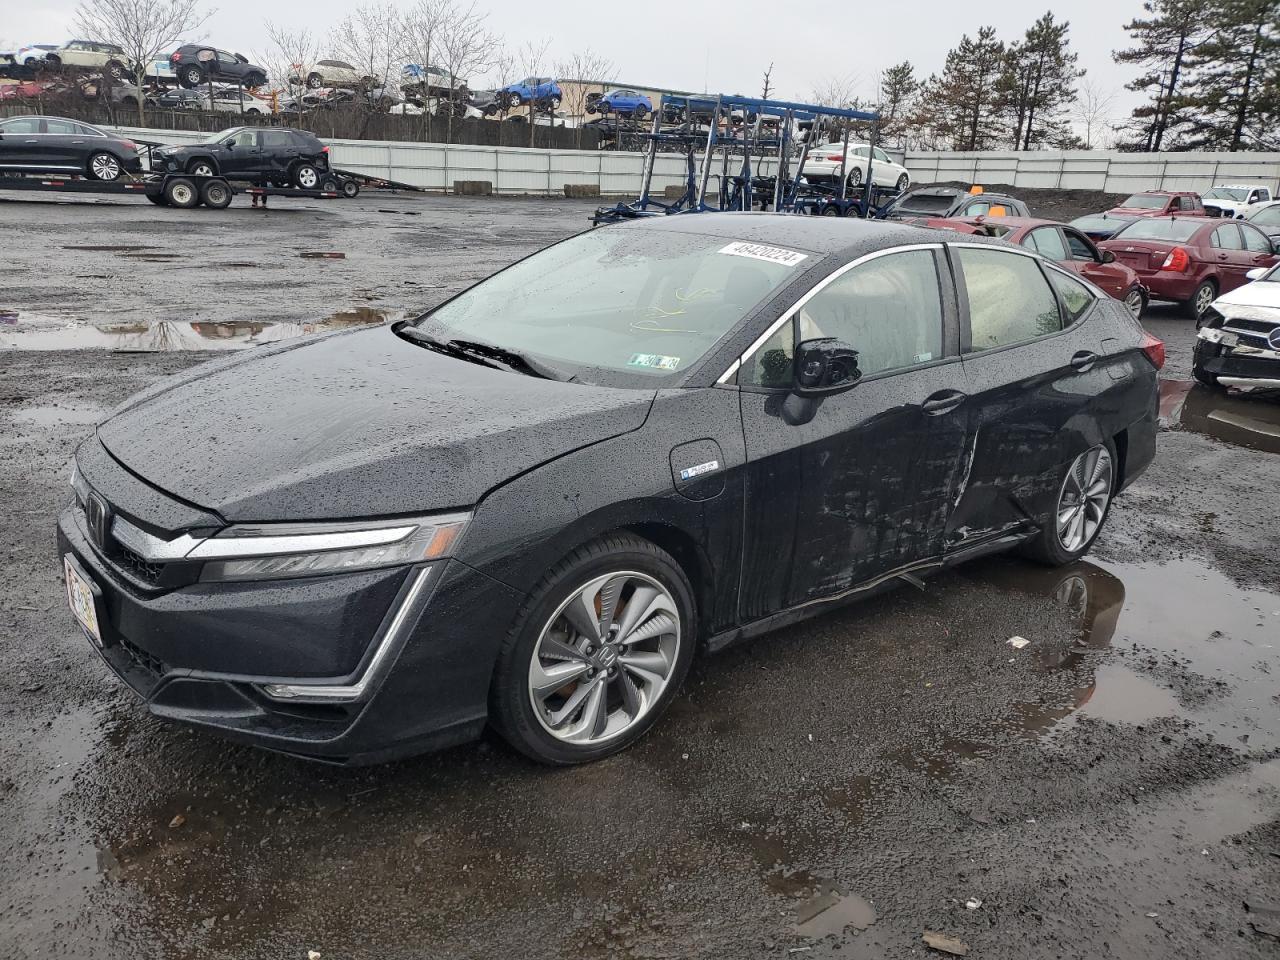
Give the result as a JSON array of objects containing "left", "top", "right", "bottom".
[
  {"left": 187, "top": 159, "right": 216, "bottom": 177},
  {"left": 1023, "top": 443, "right": 1115, "bottom": 566},
  {"left": 87, "top": 152, "right": 122, "bottom": 181},
  {"left": 490, "top": 534, "right": 695, "bottom": 765},
  {"left": 507, "top": 92, "right": 522, "bottom": 108},
  {"left": 1121, "top": 285, "right": 1146, "bottom": 320},
  {"left": 292, "top": 163, "right": 320, "bottom": 189},
  {"left": 306, "top": 72, "right": 322, "bottom": 89},
  {"left": 895, "top": 173, "right": 909, "bottom": 192}
]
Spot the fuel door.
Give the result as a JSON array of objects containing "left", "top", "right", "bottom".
[{"left": 670, "top": 439, "right": 725, "bottom": 501}]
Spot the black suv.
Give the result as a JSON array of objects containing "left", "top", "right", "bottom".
[
  {"left": 150, "top": 127, "right": 330, "bottom": 188},
  {"left": 170, "top": 45, "right": 268, "bottom": 89}
]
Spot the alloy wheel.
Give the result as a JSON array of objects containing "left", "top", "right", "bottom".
[
  {"left": 1194, "top": 283, "right": 1215, "bottom": 316},
  {"left": 1055, "top": 446, "right": 1113, "bottom": 553},
  {"left": 528, "top": 571, "right": 681, "bottom": 745},
  {"left": 1123, "top": 288, "right": 1144, "bottom": 319},
  {"left": 190, "top": 162, "right": 214, "bottom": 177},
  {"left": 296, "top": 166, "right": 318, "bottom": 188},
  {"left": 90, "top": 153, "right": 120, "bottom": 180}
]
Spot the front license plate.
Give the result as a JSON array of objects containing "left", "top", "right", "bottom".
[{"left": 64, "top": 554, "right": 103, "bottom": 647}]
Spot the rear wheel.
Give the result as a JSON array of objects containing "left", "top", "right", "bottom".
[
  {"left": 1185, "top": 279, "right": 1217, "bottom": 319},
  {"left": 846, "top": 166, "right": 864, "bottom": 189},
  {"left": 163, "top": 176, "right": 199, "bottom": 208},
  {"left": 507, "top": 92, "right": 522, "bottom": 108},
  {"left": 182, "top": 65, "right": 204, "bottom": 88},
  {"left": 200, "top": 178, "right": 232, "bottom": 209},
  {"left": 292, "top": 163, "right": 320, "bottom": 189},
  {"left": 820, "top": 203, "right": 842, "bottom": 216},
  {"left": 306, "top": 72, "right": 323, "bottom": 89},
  {"left": 490, "top": 534, "right": 695, "bottom": 765},
  {"left": 87, "top": 152, "right": 121, "bottom": 181},
  {"left": 1023, "top": 442, "right": 1115, "bottom": 566},
  {"left": 895, "top": 173, "right": 909, "bottom": 192}
]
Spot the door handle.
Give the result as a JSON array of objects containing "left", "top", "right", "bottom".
[
  {"left": 1070, "top": 350, "right": 1099, "bottom": 371},
  {"left": 1217, "top": 253, "right": 1229, "bottom": 260},
  {"left": 921, "top": 390, "right": 965, "bottom": 415}
]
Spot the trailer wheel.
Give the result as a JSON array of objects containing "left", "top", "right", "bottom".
[
  {"left": 319, "top": 175, "right": 340, "bottom": 193},
  {"left": 164, "top": 177, "right": 199, "bottom": 209},
  {"left": 341, "top": 179, "right": 360, "bottom": 198},
  {"left": 821, "top": 203, "right": 842, "bottom": 216},
  {"left": 200, "top": 179, "right": 232, "bottom": 209}
]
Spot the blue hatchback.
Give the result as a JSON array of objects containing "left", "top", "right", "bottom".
[
  {"left": 595, "top": 88, "right": 652, "bottom": 117},
  {"left": 499, "top": 76, "right": 561, "bottom": 109}
]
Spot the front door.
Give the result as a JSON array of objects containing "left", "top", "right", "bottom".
[
  {"left": 737, "top": 245, "right": 970, "bottom": 621},
  {"left": 1060, "top": 226, "right": 1131, "bottom": 298},
  {"left": 1210, "top": 223, "right": 1252, "bottom": 291},
  {"left": 948, "top": 244, "right": 1113, "bottom": 547},
  {"left": 219, "top": 128, "right": 261, "bottom": 177},
  {"left": 0, "top": 117, "right": 44, "bottom": 168}
]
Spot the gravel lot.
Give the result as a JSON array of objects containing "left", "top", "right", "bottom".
[{"left": 2, "top": 189, "right": 1278, "bottom": 960}]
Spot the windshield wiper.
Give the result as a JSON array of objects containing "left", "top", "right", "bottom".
[
  {"left": 395, "top": 326, "right": 502, "bottom": 370},
  {"left": 445, "top": 339, "right": 565, "bottom": 381}
]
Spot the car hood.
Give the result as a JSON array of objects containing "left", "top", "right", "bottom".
[
  {"left": 1213, "top": 280, "right": 1280, "bottom": 312},
  {"left": 96, "top": 327, "right": 655, "bottom": 522}
]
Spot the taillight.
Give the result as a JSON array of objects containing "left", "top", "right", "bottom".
[
  {"left": 825, "top": 154, "right": 844, "bottom": 161},
  {"left": 321, "top": 145, "right": 330, "bottom": 153},
  {"left": 171, "top": 51, "right": 181, "bottom": 61},
  {"left": 122, "top": 140, "right": 137, "bottom": 151},
  {"left": 1139, "top": 332, "right": 1165, "bottom": 369},
  {"left": 1160, "top": 247, "right": 1190, "bottom": 271}
]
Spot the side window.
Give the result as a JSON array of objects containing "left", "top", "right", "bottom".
[
  {"left": 965, "top": 200, "right": 992, "bottom": 216},
  {"left": 0, "top": 118, "right": 40, "bottom": 133},
  {"left": 1063, "top": 230, "right": 1096, "bottom": 261},
  {"left": 1242, "top": 224, "right": 1272, "bottom": 253},
  {"left": 1046, "top": 269, "right": 1095, "bottom": 323},
  {"left": 1212, "top": 225, "right": 1243, "bottom": 250},
  {"left": 793, "top": 250, "right": 945, "bottom": 377},
  {"left": 959, "top": 247, "right": 1063, "bottom": 352},
  {"left": 228, "top": 130, "right": 258, "bottom": 148},
  {"left": 261, "top": 130, "right": 294, "bottom": 149},
  {"left": 1024, "top": 227, "right": 1068, "bottom": 261},
  {"left": 44, "top": 119, "right": 78, "bottom": 134},
  {"left": 873, "top": 148, "right": 890, "bottom": 162}
]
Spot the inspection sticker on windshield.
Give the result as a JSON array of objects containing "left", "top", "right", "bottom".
[
  {"left": 628, "top": 353, "right": 681, "bottom": 371},
  {"left": 718, "top": 241, "right": 808, "bottom": 267}
]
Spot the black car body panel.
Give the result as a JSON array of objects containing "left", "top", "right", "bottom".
[
  {"left": 58, "top": 215, "right": 1159, "bottom": 763},
  {"left": 0, "top": 115, "right": 141, "bottom": 176}
]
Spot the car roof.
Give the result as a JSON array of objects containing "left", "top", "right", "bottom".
[
  {"left": 955, "top": 215, "right": 1055, "bottom": 229},
  {"left": 615, "top": 212, "right": 964, "bottom": 259}
]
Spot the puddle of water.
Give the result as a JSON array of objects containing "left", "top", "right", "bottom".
[
  {"left": 795, "top": 884, "right": 876, "bottom": 938},
  {"left": 61, "top": 244, "right": 154, "bottom": 252},
  {"left": 299, "top": 251, "right": 346, "bottom": 259},
  {"left": 9, "top": 401, "right": 106, "bottom": 426},
  {"left": 1165, "top": 380, "right": 1280, "bottom": 454},
  {"left": 1076, "top": 663, "right": 1183, "bottom": 725},
  {"left": 0, "top": 308, "right": 399, "bottom": 352}
]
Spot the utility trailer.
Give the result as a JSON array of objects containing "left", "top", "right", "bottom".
[{"left": 0, "top": 172, "right": 340, "bottom": 209}]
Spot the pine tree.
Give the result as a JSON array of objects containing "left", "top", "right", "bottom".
[
  {"left": 1113, "top": 0, "right": 1207, "bottom": 151},
  {"left": 877, "top": 61, "right": 918, "bottom": 144},
  {"left": 918, "top": 27, "right": 1007, "bottom": 150},
  {"left": 1179, "top": 0, "right": 1280, "bottom": 150},
  {"left": 999, "top": 12, "right": 1084, "bottom": 150}
]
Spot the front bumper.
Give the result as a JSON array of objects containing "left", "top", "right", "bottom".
[
  {"left": 57, "top": 503, "right": 523, "bottom": 763},
  {"left": 1194, "top": 331, "right": 1280, "bottom": 388}
]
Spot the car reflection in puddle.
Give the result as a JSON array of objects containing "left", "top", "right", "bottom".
[
  {"left": 1161, "top": 379, "right": 1280, "bottom": 454},
  {"left": 0, "top": 307, "right": 399, "bottom": 352}
]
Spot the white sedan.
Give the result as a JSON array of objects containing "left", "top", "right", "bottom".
[{"left": 800, "top": 141, "right": 911, "bottom": 192}]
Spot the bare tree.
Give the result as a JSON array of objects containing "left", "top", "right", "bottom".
[
  {"left": 516, "top": 36, "right": 552, "bottom": 148},
  {"left": 811, "top": 74, "right": 865, "bottom": 142},
  {"left": 761, "top": 62, "right": 775, "bottom": 101},
  {"left": 1073, "top": 76, "right": 1119, "bottom": 149},
  {"left": 552, "top": 48, "right": 616, "bottom": 147},
  {"left": 255, "top": 21, "right": 322, "bottom": 111},
  {"left": 436, "top": 2, "right": 499, "bottom": 142},
  {"left": 73, "top": 0, "right": 211, "bottom": 124},
  {"left": 332, "top": 2, "right": 403, "bottom": 110}
]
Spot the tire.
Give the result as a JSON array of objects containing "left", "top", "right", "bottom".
[
  {"left": 1121, "top": 285, "right": 1147, "bottom": 320},
  {"left": 87, "top": 152, "right": 122, "bottom": 181},
  {"left": 820, "top": 203, "right": 842, "bottom": 217},
  {"left": 1191, "top": 340, "right": 1222, "bottom": 389},
  {"left": 182, "top": 65, "right": 204, "bottom": 88},
  {"left": 489, "top": 533, "right": 696, "bottom": 765},
  {"left": 844, "top": 202, "right": 863, "bottom": 218},
  {"left": 291, "top": 163, "right": 320, "bottom": 189},
  {"left": 341, "top": 178, "right": 360, "bottom": 198},
  {"left": 550, "top": 95, "right": 562, "bottom": 109},
  {"left": 319, "top": 175, "right": 339, "bottom": 192},
  {"left": 106, "top": 60, "right": 125, "bottom": 80},
  {"left": 186, "top": 159, "right": 216, "bottom": 177},
  {"left": 895, "top": 173, "right": 909, "bottom": 192},
  {"left": 245, "top": 73, "right": 266, "bottom": 88},
  {"left": 306, "top": 73, "right": 322, "bottom": 89},
  {"left": 847, "top": 167, "right": 864, "bottom": 189},
  {"left": 633, "top": 105, "right": 647, "bottom": 120},
  {"left": 1184, "top": 279, "right": 1217, "bottom": 319},
  {"left": 163, "top": 176, "right": 199, "bottom": 208},
  {"left": 200, "top": 178, "right": 232, "bottom": 209},
  {"left": 507, "top": 92, "right": 522, "bottom": 108},
  {"left": 1022, "top": 441, "right": 1116, "bottom": 566}
]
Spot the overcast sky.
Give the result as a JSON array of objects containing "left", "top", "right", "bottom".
[{"left": 5, "top": 0, "right": 1145, "bottom": 119}]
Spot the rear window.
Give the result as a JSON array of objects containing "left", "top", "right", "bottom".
[
  {"left": 896, "top": 193, "right": 958, "bottom": 215},
  {"left": 1112, "top": 219, "right": 1203, "bottom": 242},
  {"left": 1120, "top": 194, "right": 1168, "bottom": 209}
]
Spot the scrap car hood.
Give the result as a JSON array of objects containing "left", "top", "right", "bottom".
[
  {"left": 1213, "top": 280, "right": 1280, "bottom": 317},
  {"left": 96, "top": 327, "right": 655, "bottom": 522}
]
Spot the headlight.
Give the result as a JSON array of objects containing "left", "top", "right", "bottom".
[
  {"left": 70, "top": 462, "right": 89, "bottom": 507},
  {"left": 196, "top": 512, "right": 469, "bottom": 582}
]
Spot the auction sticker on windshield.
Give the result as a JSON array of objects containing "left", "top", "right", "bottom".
[
  {"left": 628, "top": 353, "right": 681, "bottom": 370},
  {"left": 718, "top": 241, "right": 808, "bottom": 267},
  {"left": 64, "top": 555, "right": 103, "bottom": 646}
]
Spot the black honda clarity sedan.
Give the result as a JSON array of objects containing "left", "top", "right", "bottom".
[{"left": 58, "top": 215, "right": 1162, "bottom": 765}]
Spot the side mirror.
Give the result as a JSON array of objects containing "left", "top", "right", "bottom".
[
  {"left": 1100, "top": 249, "right": 1116, "bottom": 264},
  {"left": 1272, "top": 238, "right": 1280, "bottom": 255},
  {"left": 794, "top": 338, "right": 861, "bottom": 396},
  {"left": 1246, "top": 267, "right": 1268, "bottom": 281}
]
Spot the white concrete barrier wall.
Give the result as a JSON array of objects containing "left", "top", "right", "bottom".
[{"left": 107, "top": 126, "right": 1280, "bottom": 197}]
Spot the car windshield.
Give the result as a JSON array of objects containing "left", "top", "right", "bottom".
[
  {"left": 1250, "top": 206, "right": 1280, "bottom": 225},
  {"left": 410, "top": 228, "right": 809, "bottom": 385},
  {"left": 1071, "top": 216, "right": 1126, "bottom": 231},
  {"left": 1204, "top": 188, "right": 1248, "bottom": 201},
  {"left": 1112, "top": 218, "right": 1203, "bottom": 242},
  {"left": 1120, "top": 194, "right": 1168, "bottom": 209}
]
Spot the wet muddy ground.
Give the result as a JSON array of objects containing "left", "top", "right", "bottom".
[{"left": 2, "top": 193, "right": 1279, "bottom": 960}]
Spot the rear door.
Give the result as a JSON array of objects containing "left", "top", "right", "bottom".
[
  {"left": 258, "top": 129, "right": 299, "bottom": 178},
  {"left": 38, "top": 117, "right": 84, "bottom": 169},
  {"left": 948, "top": 244, "right": 1113, "bottom": 549},
  {"left": 737, "top": 244, "right": 970, "bottom": 619}
]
